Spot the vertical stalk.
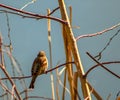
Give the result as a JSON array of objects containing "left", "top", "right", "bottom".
[
  {"left": 47, "top": 9, "right": 55, "bottom": 100},
  {"left": 62, "top": 69, "right": 67, "bottom": 100},
  {"left": 56, "top": 69, "right": 60, "bottom": 100},
  {"left": 62, "top": 25, "right": 74, "bottom": 100},
  {"left": 58, "top": 0, "right": 91, "bottom": 99},
  {"left": 73, "top": 72, "right": 78, "bottom": 100}
]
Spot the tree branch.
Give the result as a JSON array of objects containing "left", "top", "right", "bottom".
[
  {"left": 84, "top": 61, "right": 120, "bottom": 78},
  {"left": 0, "top": 62, "right": 75, "bottom": 80},
  {"left": 76, "top": 23, "right": 120, "bottom": 40},
  {"left": 0, "top": 4, "right": 67, "bottom": 24},
  {"left": 85, "top": 52, "right": 120, "bottom": 79}
]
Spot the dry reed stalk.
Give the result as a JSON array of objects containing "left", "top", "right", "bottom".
[
  {"left": 61, "top": 21, "right": 74, "bottom": 100},
  {"left": 47, "top": 9, "right": 55, "bottom": 100},
  {"left": 73, "top": 72, "right": 78, "bottom": 100},
  {"left": 58, "top": 0, "right": 91, "bottom": 99},
  {"left": 62, "top": 69, "right": 67, "bottom": 100},
  {"left": 66, "top": 34, "right": 74, "bottom": 100},
  {"left": 61, "top": 12, "right": 74, "bottom": 100},
  {"left": 66, "top": 6, "right": 74, "bottom": 100},
  {"left": 56, "top": 69, "right": 60, "bottom": 100}
]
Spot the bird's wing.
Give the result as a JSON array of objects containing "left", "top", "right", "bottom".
[{"left": 31, "top": 58, "right": 41, "bottom": 75}]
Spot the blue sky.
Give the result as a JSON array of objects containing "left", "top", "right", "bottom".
[{"left": 0, "top": 0, "right": 120, "bottom": 100}]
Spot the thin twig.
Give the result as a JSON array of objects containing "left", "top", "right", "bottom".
[
  {"left": 0, "top": 75, "right": 31, "bottom": 80},
  {"left": 4, "top": 47, "right": 27, "bottom": 89},
  {"left": 1, "top": 62, "right": 75, "bottom": 80},
  {"left": 84, "top": 61, "right": 120, "bottom": 78},
  {"left": 86, "top": 52, "right": 120, "bottom": 79},
  {"left": 0, "top": 36, "right": 22, "bottom": 99},
  {"left": 20, "top": 89, "right": 31, "bottom": 100},
  {"left": 47, "top": 7, "right": 60, "bottom": 16},
  {"left": 0, "top": 79, "right": 16, "bottom": 99},
  {"left": 20, "top": 0, "right": 36, "bottom": 10},
  {"left": 76, "top": 23, "right": 120, "bottom": 40},
  {"left": 0, "top": 64, "right": 22, "bottom": 100},
  {"left": 23, "top": 96, "right": 53, "bottom": 100},
  {"left": 94, "top": 29, "right": 120, "bottom": 60},
  {"left": 0, "top": 10, "right": 37, "bottom": 19},
  {"left": 20, "top": 89, "right": 32, "bottom": 95},
  {"left": 0, "top": 6, "right": 60, "bottom": 19},
  {"left": 46, "top": 62, "right": 75, "bottom": 74}
]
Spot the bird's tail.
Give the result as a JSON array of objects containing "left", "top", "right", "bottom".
[{"left": 29, "top": 75, "right": 37, "bottom": 89}]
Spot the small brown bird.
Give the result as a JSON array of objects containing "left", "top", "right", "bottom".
[{"left": 29, "top": 51, "right": 48, "bottom": 89}]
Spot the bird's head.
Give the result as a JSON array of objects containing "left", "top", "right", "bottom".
[{"left": 37, "top": 51, "right": 46, "bottom": 57}]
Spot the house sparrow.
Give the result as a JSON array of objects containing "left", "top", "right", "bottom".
[{"left": 29, "top": 51, "right": 48, "bottom": 89}]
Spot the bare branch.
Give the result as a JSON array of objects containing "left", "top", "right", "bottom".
[
  {"left": 84, "top": 61, "right": 120, "bottom": 78},
  {"left": 0, "top": 4, "right": 67, "bottom": 24},
  {"left": 47, "top": 7, "right": 60, "bottom": 16},
  {"left": 0, "top": 64, "right": 22, "bottom": 99},
  {"left": 1, "top": 62, "right": 75, "bottom": 80},
  {"left": 46, "top": 62, "right": 75, "bottom": 74},
  {"left": 85, "top": 52, "right": 120, "bottom": 79},
  {"left": 94, "top": 29, "right": 120, "bottom": 60},
  {"left": 23, "top": 96, "right": 53, "bottom": 100},
  {"left": 76, "top": 23, "right": 120, "bottom": 40},
  {"left": 0, "top": 75, "right": 31, "bottom": 80},
  {"left": 0, "top": 80, "right": 16, "bottom": 99},
  {"left": 20, "top": 0, "right": 36, "bottom": 10}
]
